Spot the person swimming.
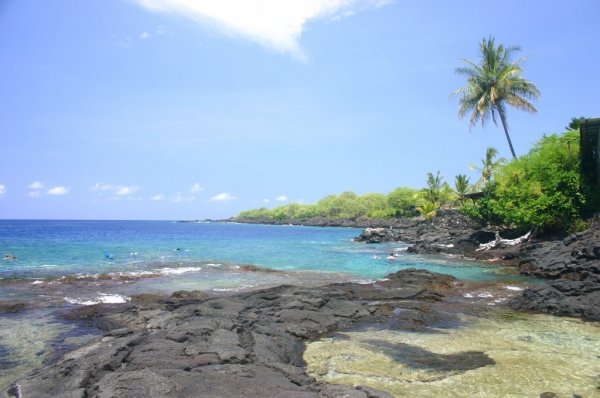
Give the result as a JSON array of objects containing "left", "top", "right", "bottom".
[
  {"left": 386, "top": 253, "right": 396, "bottom": 261},
  {"left": 3, "top": 253, "right": 16, "bottom": 261}
]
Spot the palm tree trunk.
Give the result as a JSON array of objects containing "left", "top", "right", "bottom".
[{"left": 496, "top": 105, "right": 517, "bottom": 159}]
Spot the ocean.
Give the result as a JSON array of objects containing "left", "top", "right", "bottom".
[{"left": 0, "top": 219, "right": 522, "bottom": 286}]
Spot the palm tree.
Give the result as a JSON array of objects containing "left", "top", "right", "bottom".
[
  {"left": 454, "top": 36, "right": 541, "bottom": 159},
  {"left": 470, "top": 147, "right": 507, "bottom": 190},
  {"left": 416, "top": 201, "right": 439, "bottom": 222},
  {"left": 454, "top": 174, "right": 470, "bottom": 203},
  {"left": 425, "top": 171, "right": 443, "bottom": 203}
]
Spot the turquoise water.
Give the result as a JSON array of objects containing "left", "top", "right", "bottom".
[{"left": 0, "top": 220, "right": 522, "bottom": 284}]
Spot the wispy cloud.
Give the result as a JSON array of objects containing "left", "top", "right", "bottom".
[
  {"left": 26, "top": 181, "right": 44, "bottom": 198},
  {"left": 91, "top": 183, "right": 113, "bottom": 192},
  {"left": 275, "top": 195, "right": 288, "bottom": 202},
  {"left": 0, "top": 184, "right": 5, "bottom": 196},
  {"left": 28, "top": 181, "right": 44, "bottom": 190},
  {"left": 115, "top": 186, "right": 139, "bottom": 196},
  {"left": 47, "top": 186, "right": 69, "bottom": 195},
  {"left": 172, "top": 192, "right": 195, "bottom": 203},
  {"left": 190, "top": 183, "right": 203, "bottom": 193},
  {"left": 150, "top": 194, "right": 165, "bottom": 201},
  {"left": 263, "top": 198, "right": 270, "bottom": 204},
  {"left": 210, "top": 192, "right": 237, "bottom": 202},
  {"left": 139, "top": 31, "right": 151, "bottom": 40},
  {"left": 109, "top": 34, "right": 133, "bottom": 48},
  {"left": 91, "top": 183, "right": 139, "bottom": 197},
  {"left": 132, "top": 0, "right": 390, "bottom": 60}
]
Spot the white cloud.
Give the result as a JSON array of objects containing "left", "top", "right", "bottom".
[
  {"left": 47, "top": 186, "right": 69, "bottom": 195},
  {"left": 92, "top": 183, "right": 139, "bottom": 196},
  {"left": 210, "top": 192, "right": 237, "bottom": 202},
  {"left": 91, "top": 183, "right": 113, "bottom": 191},
  {"left": 173, "top": 192, "right": 184, "bottom": 203},
  {"left": 172, "top": 192, "right": 195, "bottom": 203},
  {"left": 28, "top": 191, "right": 41, "bottom": 198},
  {"left": 139, "top": 31, "right": 151, "bottom": 39},
  {"left": 28, "top": 181, "right": 44, "bottom": 190},
  {"left": 132, "top": 0, "right": 389, "bottom": 60},
  {"left": 263, "top": 198, "right": 270, "bottom": 204},
  {"left": 115, "top": 186, "right": 139, "bottom": 196},
  {"left": 275, "top": 195, "right": 288, "bottom": 202},
  {"left": 150, "top": 194, "right": 165, "bottom": 201},
  {"left": 190, "top": 183, "right": 203, "bottom": 193},
  {"left": 0, "top": 185, "right": 5, "bottom": 196}
]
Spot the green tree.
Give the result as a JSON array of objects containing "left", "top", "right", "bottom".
[
  {"left": 470, "top": 147, "right": 507, "bottom": 190},
  {"left": 454, "top": 36, "right": 541, "bottom": 159},
  {"left": 417, "top": 201, "right": 439, "bottom": 222},
  {"left": 454, "top": 174, "right": 470, "bottom": 203},
  {"left": 425, "top": 171, "right": 444, "bottom": 203},
  {"left": 566, "top": 116, "right": 585, "bottom": 131},
  {"left": 466, "top": 130, "right": 597, "bottom": 232},
  {"left": 386, "top": 187, "right": 418, "bottom": 217}
]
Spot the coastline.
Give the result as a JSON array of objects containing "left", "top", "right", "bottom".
[
  {"left": 235, "top": 210, "right": 600, "bottom": 321},
  {"left": 1, "top": 218, "right": 599, "bottom": 396},
  {"left": 4, "top": 268, "right": 598, "bottom": 397},
  {"left": 0, "top": 270, "right": 531, "bottom": 397}
]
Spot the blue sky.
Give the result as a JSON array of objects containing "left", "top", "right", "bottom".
[{"left": 1, "top": 0, "right": 599, "bottom": 220}]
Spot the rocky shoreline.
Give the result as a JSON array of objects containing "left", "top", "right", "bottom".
[
  {"left": 3, "top": 269, "right": 488, "bottom": 398},
  {"left": 3, "top": 214, "right": 599, "bottom": 397},
  {"left": 354, "top": 211, "right": 600, "bottom": 321}
]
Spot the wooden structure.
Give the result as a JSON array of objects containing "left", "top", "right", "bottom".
[{"left": 580, "top": 118, "right": 600, "bottom": 186}]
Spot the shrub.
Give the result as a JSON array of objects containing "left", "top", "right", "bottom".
[{"left": 463, "top": 130, "right": 594, "bottom": 232}]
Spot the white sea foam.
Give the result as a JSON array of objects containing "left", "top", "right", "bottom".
[
  {"left": 212, "top": 284, "right": 255, "bottom": 292},
  {"left": 98, "top": 293, "right": 130, "bottom": 304},
  {"left": 205, "top": 263, "right": 222, "bottom": 268},
  {"left": 463, "top": 293, "right": 474, "bottom": 298},
  {"left": 351, "top": 279, "right": 375, "bottom": 285},
  {"left": 113, "top": 271, "right": 155, "bottom": 277},
  {"left": 478, "top": 292, "right": 493, "bottom": 298},
  {"left": 64, "top": 297, "right": 100, "bottom": 305},
  {"left": 64, "top": 293, "right": 131, "bottom": 306},
  {"left": 31, "top": 280, "right": 44, "bottom": 284},
  {"left": 506, "top": 286, "right": 524, "bottom": 291},
  {"left": 157, "top": 266, "right": 203, "bottom": 275}
]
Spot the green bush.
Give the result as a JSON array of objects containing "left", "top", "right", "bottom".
[{"left": 463, "top": 130, "right": 594, "bottom": 232}]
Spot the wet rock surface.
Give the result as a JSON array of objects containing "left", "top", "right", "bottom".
[
  {"left": 354, "top": 210, "right": 494, "bottom": 257},
  {"left": 3, "top": 270, "right": 461, "bottom": 398},
  {"left": 353, "top": 210, "right": 600, "bottom": 321},
  {"left": 510, "top": 217, "right": 600, "bottom": 320}
]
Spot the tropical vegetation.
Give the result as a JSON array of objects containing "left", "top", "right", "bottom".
[
  {"left": 454, "top": 36, "right": 541, "bottom": 159},
  {"left": 237, "top": 118, "right": 599, "bottom": 234},
  {"left": 470, "top": 147, "right": 507, "bottom": 190},
  {"left": 462, "top": 126, "right": 600, "bottom": 232}
]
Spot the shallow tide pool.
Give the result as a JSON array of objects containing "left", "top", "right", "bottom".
[{"left": 304, "top": 311, "right": 600, "bottom": 397}]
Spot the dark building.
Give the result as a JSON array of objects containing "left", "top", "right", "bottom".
[{"left": 580, "top": 118, "right": 600, "bottom": 186}]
